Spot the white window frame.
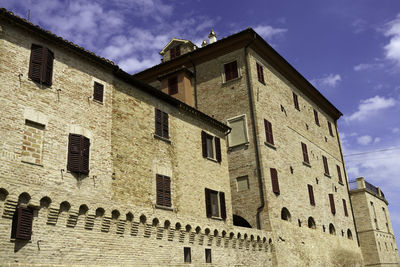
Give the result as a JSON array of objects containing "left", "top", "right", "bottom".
[
  {"left": 210, "top": 190, "right": 221, "bottom": 218},
  {"left": 227, "top": 114, "right": 249, "bottom": 148},
  {"left": 205, "top": 133, "right": 216, "bottom": 160}
]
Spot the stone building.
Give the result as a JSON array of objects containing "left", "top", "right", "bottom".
[
  {"left": 0, "top": 9, "right": 273, "bottom": 266},
  {"left": 350, "top": 177, "right": 399, "bottom": 266}
]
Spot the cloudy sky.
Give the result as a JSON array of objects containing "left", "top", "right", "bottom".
[{"left": 2, "top": 0, "right": 400, "bottom": 251}]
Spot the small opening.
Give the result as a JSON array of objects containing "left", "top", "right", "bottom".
[
  {"left": 79, "top": 205, "right": 89, "bottom": 216},
  {"left": 95, "top": 208, "right": 105, "bottom": 217},
  {"left": 39, "top": 196, "right": 51, "bottom": 208},
  {"left": 175, "top": 222, "right": 181, "bottom": 230},
  {"left": 164, "top": 220, "right": 171, "bottom": 229},
  {"left": 139, "top": 215, "right": 146, "bottom": 224},
  {"left": 306, "top": 123, "right": 309, "bottom": 130},
  {"left": 195, "top": 226, "right": 201, "bottom": 234},
  {"left": 347, "top": 229, "right": 353, "bottom": 240},
  {"left": 290, "top": 166, "right": 294, "bottom": 174},
  {"left": 341, "top": 230, "right": 344, "bottom": 236},
  {"left": 59, "top": 201, "right": 71, "bottom": 213},
  {"left": 322, "top": 225, "right": 326, "bottom": 232},
  {"left": 205, "top": 248, "right": 212, "bottom": 263},
  {"left": 0, "top": 188, "right": 9, "bottom": 201},
  {"left": 298, "top": 219, "right": 301, "bottom": 227},
  {"left": 18, "top": 192, "right": 31, "bottom": 205},
  {"left": 152, "top": 218, "right": 159, "bottom": 227},
  {"left": 184, "top": 247, "right": 191, "bottom": 263},
  {"left": 281, "top": 208, "right": 291, "bottom": 221},
  {"left": 126, "top": 212, "right": 133, "bottom": 222},
  {"left": 111, "top": 210, "right": 120, "bottom": 220},
  {"left": 329, "top": 223, "right": 336, "bottom": 235},
  {"left": 308, "top": 217, "right": 316, "bottom": 229},
  {"left": 316, "top": 178, "right": 319, "bottom": 184}
]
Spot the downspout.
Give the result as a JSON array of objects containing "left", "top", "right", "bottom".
[
  {"left": 188, "top": 55, "right": 198, "bottom": 109},
  {"left": 244, "top": 33, "right": 265, "bottom": 230},
  {"left": 334, "top": 120, "right": 360, "bottom": 246}
]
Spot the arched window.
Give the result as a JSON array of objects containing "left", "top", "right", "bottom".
[
  {"left": 347, "top": 229, "right": 353, "bottom": 240},
  {"left": 308, "top": 217, "right": 316, "bottom": 229},
  {"left": 329, "top": 223, "right": 336, "bottom": 235},
  {"left": 281, "top": 208, "right": 291, "bottom": 221}
]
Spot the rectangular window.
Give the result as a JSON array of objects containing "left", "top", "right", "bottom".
[
  {"left": 329, "top": 194, "right": 336, "bottom": 215},
  {"left": 22, "top": 120, "right": 45, "bottom": 166},
  {"left": 29, "top": 44, "right": 54, "bottom": 86},
  {"left": 227, "top": 115, "right": 248, "bottom": 147},
  {"left": 67, "top": 133, "right": 90, "bottom": 175},
  {"left": 93, "top": 82, "right": 104, "bottom": 103},
  {"left": 256, "top": 62, "right": 264, "bottom": 83},
  {"left": 236, "top": 176, "right": 249, "bottom": 191},
  {"left": 155, "top": 109, "right": 169, "bottom": 139},
  {"left": 308, "top": 184, "right": 315, "bottom": 206},
  {"left": 322, "top": 156, "right": 330, "bottom": 176},
  {"left": 337, "top": 165, "right": 343, "bottom": 184},
  {"left": 201, "top": 131, "right": 221, "bottom": 162},
  {"left": 205, "top": 248, "right": 212, "bottom": 263},
  {"left": 170, "top": 45, "right": 181, "bottom": 59},
  {"left": 328, "top": 121, "right": 334, "bottom": 136},
  {"left": 184, "top": 247, "right": 191, "bottom": 263},
  {"left": 264, "top": 119, "right": 274, "bottom": 145},
  {"left": 342, "top": 199, "right": 348, "bottom": 217},
  {"left": 314, "top": 109, "right": 320, "bottom": 126},
  {"left": 11, "top": 207, "right": 33, "bottom": 240},
  {"left": 205, "top": 188, "right": 226, "bottom": 220},
  {"left": 270, "top": 168, "right": 280, "bottom": 195},
  {"left": 168, "top": 76, "right": 178, "bottom": 95},
  {"left": 301, "top": 142, "right": 309, "bottom": 164},
  {"left": 293, "top": 93, "right": 300, "bottom": 111},
  {"left": 224, "top": 61, "right": 238, "bottom": 82},
  {"left": 156, "top": 174, "right": 171, "bottom": 207}
]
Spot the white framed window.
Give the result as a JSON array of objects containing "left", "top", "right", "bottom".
[
  {"left": 201, "top": 131, "right": 222, "bottom": 162},
  {"left": 227, "top": 114, "right": 249, "bottom": 147},
  {"left": 205, "top": 188, "right": 226, "bottom": 220}
]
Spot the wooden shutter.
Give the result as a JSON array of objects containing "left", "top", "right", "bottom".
[
  {"left": 257, "top": 63, "right": 264, "bottom": 83},
  {"left": 162, "top": 112, "right": 169, "bottom": 138},
  {"left": 155, "top": 109, "right": 162, "bottom": 136},
  {"left": 164, "top": 176, "right": 171, "bottom": 207},
  {"left": 43, "top": 48, "right": 54, "bottom": 86},
  {"left": 215, "top": 137, "right": 221, "bottom": 162},
  {"left": 293, "top": 93, "right": 300, "bottom": 110},
  {"left": 308, "top": 184, "right": 315, "bottom": 206},
  {"left": 81, "top": 136, "right": 90, "bottom": 175},
  {"left": 328, "top": 121, "right": 334, "bottom": 136},
  {"left": 301, "top": 142, "right": 309, "bottom": 164},
  {"left": 156, "top": 174, "right": 164, "bottom": 206},
  {"left": 16, "top": 207, "right": 33, "bottom": 240},
  {"left": 68, "top": 134, "right": 82, "bottom": 173},
  {"left": 201, "top": 131, "right": 207, "bottom": 158},
  {"left": 323, "top": 156, "right": 329, "bottom": 175},
  {"left": 168, "top": 76, "right": 178, "bottom": 95},
  {"left": 264, "top": 119, "right": 274, "bottom": 145},
  {"left": 219, "top": 192, "right": 226, "bottom": 220},
  {"left": 270, "top": 168, "right": 280, "bottom": 194},
  {"left": 29, "top": 44, "right": 44, "bottom": 83},
  {"left": 224, "top": 61, "right": 238, "bottom": 81},
  {"left": 342, "top": 199, "right": 348, "bottom": 217},
  {"left": 337, "top": 165, "right": 343, "bottom": 183},
  {"left": 314, "top": 109, "right": 320, "bottom": 126},
  {"left": 93, "top": 82, "right": 104, "bottom": 102},
  {"left": 329, "top": 194, "right": 336, "bottom": 215},
  {"left": 205, "top": 188, "right": 212, "bottom": 218}
]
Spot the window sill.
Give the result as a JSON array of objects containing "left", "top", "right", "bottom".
[
  {"left": 258, "top": 80, "right": 266, "bottom": 85},
  {"left": 222, "top": 76, "right": 242, "bottom": 85},
  {"left": 228, "top": 142, "right": 249, "bottom": 150},
  {"left": 324, "top": 173, "right": 331, "bottom": 178},
  {"left": 93, "top": 99, "right": 104, "bottom": 105},
  {"left": 21, "top": 160, "right": 43, "bottom": 167},
  {"left": 155, "top": 204, "right": 174, "bottom": 212},
  {"left": 206, "top": 157, "right": 219, "bottom": 163},
  {"left": 210, "top": 216, "right": 223, "bottom": 221},
  {"left": 302, "top": 161, "right": 311, "bottom": 168},
  {"left": 264, "top": 142, "right": 276, "bottom": 150},
  {"left": 154, "top": 134, "right": 171, "bottom": 144},
  {"left": 338, "top": 181, "right": 344, "bottom": 186}
]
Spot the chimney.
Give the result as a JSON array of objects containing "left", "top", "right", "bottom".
[
  {"left": 201, "top": 39, "right": 207, "bottom": 47},
  {"left": 208, "top": 29, "right": 217, "bottom": 44}
]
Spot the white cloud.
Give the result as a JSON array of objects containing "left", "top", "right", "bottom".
[
  {"left": 374, "top": 137, "right": 381, "bottom": 143},
  {"left": 119, "top": 54, "right": 161, "bottom": 73},
  {"left": 311, "top": 74, "right": 342, "bottom": 88},
  {"left": 352, "top": 18, "right": 367, "bottom": 34},
  {"left": 253, "top": 25, "right": 287, "bottom": 40},
  {"left": 392, "top": 127, "right": 400, "bottom": 133},
  {"left": 353, "top": 62, "right": 384, "bottom": 72},
  {"left": 344, "top": 95, "right": 396, "bottom": 122},
  {"left": 384, "top": 14, "right": 400, "bottom": 66},
  {"left": 357, "top": 135, "right": 372, "bottom": 145}
]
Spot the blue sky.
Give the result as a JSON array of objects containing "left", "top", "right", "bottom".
[{"left": 2, "top": 0, "right": 400, "bottom": 252}]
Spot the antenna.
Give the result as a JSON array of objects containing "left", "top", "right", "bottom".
[{"left": 27, "top": 9, "right": 30, "bottom": 21}]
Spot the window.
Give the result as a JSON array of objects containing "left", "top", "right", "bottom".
[
  {"left": 308, "top": 217, "right": 316, "bottom": 229},
  {"left": 329, "top": 194, "right": 336, "bottom": 215},
  {"left": 308, "top": 184, "right": 315, "bottom": 206},
  {"left": 155, "top": 109, "right": 169, "bottom": 139},
  {"left": 329, "top": 223, "right": 336, "bottom": 235},
  {"left": 264, "top": 119, "right": 274, "bottom": 146},
  {"left": 205, "top": 188, "right": 226, "bottom": 220},
  {"left": 184, "top": 247, "right": 191, "bottom": 263},
  {"left": 156, "top": 174, "right": 171, "bottom": 207},
  {"left": 281, "top": 207, "right": 291, "bottom": 221},
  {"left": 256, "top": 62, "right": 264, "bottom": 83},
  {"left": 201, "top": 131, "right": 221, "bottom": 162},
  {"left": 205, "top": 248, "right": 212, "bottom": 263},
  {"left": 168, "top": 76, "right": 178, "bottom": 95},
  {"left": 170, "top": 45, "right": 181, "bottom": 59},
  {"left": 313, "top": 109, "right": 320, "bottom": 126},
  {"left": 224, "top": 61, "right": 238, "bottom": 82},
  {"left": 293, "top": 93, "right": 300, "bottom": 110},
  {"left": 227, "top": 115, "right": 248, "bottom": 147},
  {"left": 29, "top": 44, "right": 54, "bottom": 86},
  {"left": 337, "top": 165, "right": 343, "bottom": 184},
  {"left": 11, "top": 206, "right": 33, "bottom": 240},
  {"left": 322, "top": 156, "right": 330, "bottom": 176},
  {"left": 328, "top": 121, "right": 334, "bottom": 136},
  {"left": 270, "top": 168, "right": 280, "bottom": 195},
  {"left": 67, "top": 134, "right": 90, "bottom": 175},
  {"left": 347, "top": 229, "right": 353, "bottom": 240},
  {"left": 301, "top": 142, "right": 309, "bottom": 164},
  {"left": 22, "top": 120, "right": 45, "bottom": 165},
  {"left": 236, "top": 176, "right": 249, "bottom": 191},
  {"left": 93, "top": 82, "right": 104, "bottom": 103},
  {"left": 342, "top": 199, "right": 348, "bottom": 217},
  {"left": 383, "top": 207, "right": 390, "bottom": 233}
]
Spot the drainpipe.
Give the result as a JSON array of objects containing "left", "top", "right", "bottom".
[
  {"left": 188, "top": 55, "right": 198, "bottom": 109},
  {"left": 334, "top": 121, "right": 360, "bottom": 246},
  {"left": 244, "top": 33, "right": 265, "bottom": 230}
]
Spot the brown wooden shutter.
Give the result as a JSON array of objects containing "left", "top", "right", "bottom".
[
  {"left": 337, "top": 165, "right": 343, "bottom": 183},
  {"left": 93, "top": 82, "right": 104, "bottom": 102},
  {"left": 81, "top": 136, "right": 90, "bottom": 175},
  {"left": 162, "top": 112, "right": 169, "bottom": 138},
  {"left": 224, "top": 61, "right": 238, "bottom": 81},
  {"left": 16, "top": 207, "right": 33, "bottom": 240},
  {"left": 314, "top": 109, "right": 320, "bottom": 126},
  {"left": 68, "top": 134, "right": 82, "bottom": 173},
  {"left": 164, "top": 176, "right": 171, "bottom": 207},
  {"left": 257, "top": 63, "right": 264, "bottom": 83},
  {"left": 155, "top": 109, "right": 162, "bottom": 136},
  {"left": 43, "top": 48, "right": 54, "bottom": 86},
  {"left": 168, "top": 76, "right": 178, "bottom": 95},
  {"left": 156, "top": 174, "right": 164, "bottom": 206},
  {"left": 215, "top": 137, "right": 221, "bottom": 162},
  {"left": 308, "top": 184, "right": 315, "bottom": 206},
  {"left": 329, "top": 194, "right": 336, "bottom": 215},
  {"left": 205, "top": 188, "right": 212, "bottom": 217},
  {"left": 328, "top": 121, "right": 334, "bottom": 136},
  {"left": 270, "top": 168, "right": 280, "bottom": 194},
  {"left": 29, "top": 44, "right": 44, "bottom": 83},
  {"left": 301, "top": 142, "right": 309, "bottom": 164},
  {"left": 323, "top": 156, "right": 329, "bottom": 175},
  {"left": 342, "top": 199, "right": 348, "bottom": 217},
  {"left": 264, "top": 119, "right": 274, "bottom": 145},
  {"left": 293, "top": 93, "right": 300, "bottom": 110},
  {"left": 201, "top": 131, "right": 207, "bottom": 158},
  {"left": 219, "top": 191, "right": 226, "bottom": 220}
]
